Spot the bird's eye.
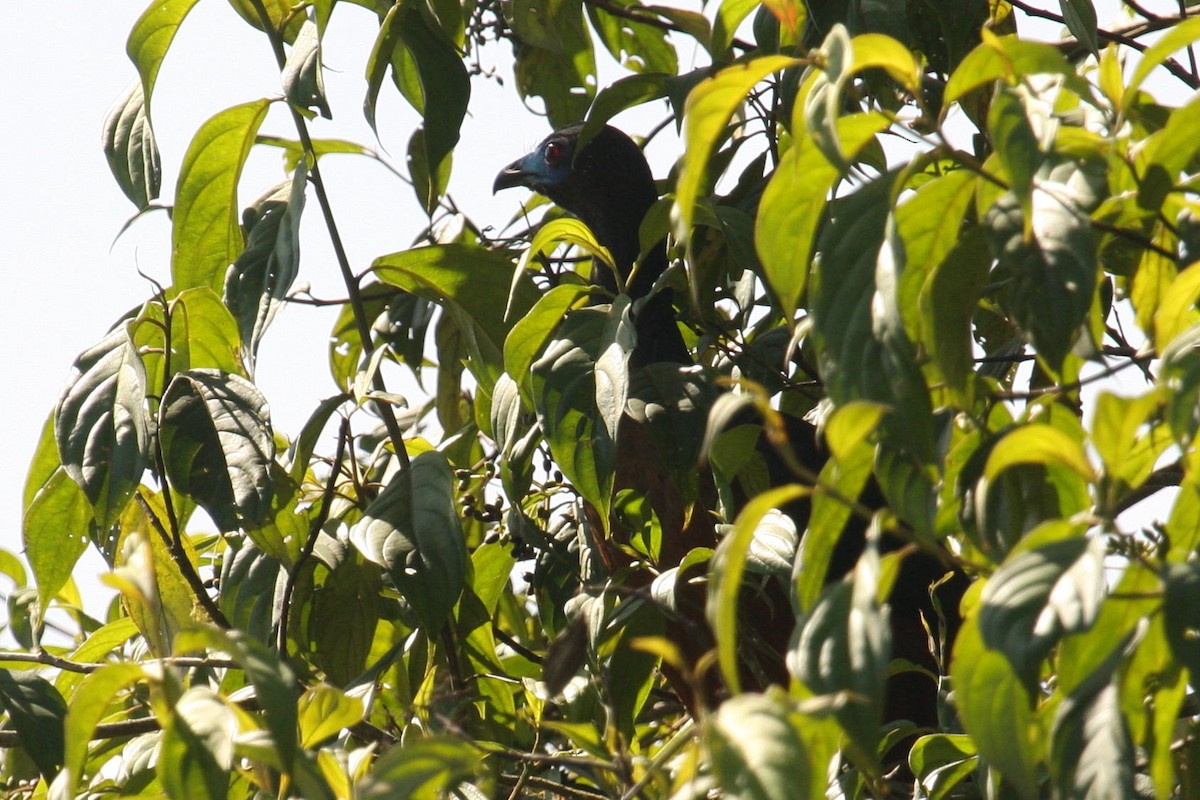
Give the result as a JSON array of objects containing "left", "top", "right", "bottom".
[{"left": 544, "top": 140, "right": 565, "bottom": 164}]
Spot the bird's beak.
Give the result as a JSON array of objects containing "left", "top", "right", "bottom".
[{"left": 493, "top": 154, "right": 534, "bottom": 193}]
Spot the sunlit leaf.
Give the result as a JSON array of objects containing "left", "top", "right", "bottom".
[{"left": 172, "top": 99, "right": 273, "bottom": 293}]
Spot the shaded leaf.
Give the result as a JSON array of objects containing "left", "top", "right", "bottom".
[
  {"left": 102, "top": 80, "right": 161, "bottom": 209},
  {"left": 158, "top": 369, "right": 274, "bottom": 531},
  {"left": 0, "top": 670, "right": 67, "bottom": 780},
  {"left": 350, "top": 450, "right": 466, "bottom": 633},
  {"left": 54, "top": 323, "right": 149, "bottom": 528},
  {"left": 224, "top": 163, "right": 307, "bottom": 370}
]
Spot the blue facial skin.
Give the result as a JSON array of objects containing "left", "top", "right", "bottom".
[{"left": 493, "top": 132, "right": 576, "bottom": 196}]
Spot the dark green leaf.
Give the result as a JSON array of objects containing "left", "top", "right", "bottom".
[
  {"left": 310, "top": 557, "right": 381, "bottom": 685},
  {"left": 984, "top": 158, "right": 1102, "bottom": 373},
  {"left": 977, "top": 529, "right": 1102, "bottom": 684},
  {"left": 529, "top": 305, "right": 635, "bottom": 529},
  {"left": 356, "top": 736, "right": 478, "bottom": 799},
  {"left": 792, "top": 540, "right": 888, "bottom": 771},
  {"left": 707, "top": 689, "right": 837, "bottom": 800},
  {"left": 0, "top": 670, "right": 67, "bottom": 780},
  {"left": 54, "top": 323, "right": 149, "bottom": 528},
  {"left": 224, "top": 164, "right": 307, "bottom": 370},
  {"left": 1049, "top": 643, "right": 1133, "bottom": 800},
  {"left": 1059, "top": 0, "right": 1099, "bottom": 56},
  {"left": 282, "top": 19, "right": 331, "bottom": 118},
  {"left": 102, "top": 80, "right": 161, "bottom": 209},
  {"left": 350, "top": 450, "right": 466, "bottom": 633},
  {"left": 158, "top": 369, "right": 274, "bottom": 531}
]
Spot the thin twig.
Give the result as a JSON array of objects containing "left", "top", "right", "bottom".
[
  {"left": 135, "top": 491, "right": 231, "bottom": 629},
  {"left": 0, "top": 650, "right": 237, "bottom": 674},
  {"left": 277, "top": 414, "right": 351, "bottom": 657},
  {"left": 244, "top": 0, "right": 412, "bottom": 475}
]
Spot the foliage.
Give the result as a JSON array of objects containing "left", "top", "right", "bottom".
[{"left": 10, "top": 0, "right": 1200, "bottom": 797}]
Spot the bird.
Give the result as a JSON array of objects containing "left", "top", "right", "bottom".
[
  {"left": 494, "top": 123, "right": 965, "bottom": 737},
  {"left": 493, "top": 123, "right": 690, "bottom": 365}
]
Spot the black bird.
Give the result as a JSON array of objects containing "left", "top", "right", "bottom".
[
  {"left": 493, "top": 123, "right": 690, "bottom": 365},
  {"left": 494, "top": 124, "right": 965, "bottom": 740}
]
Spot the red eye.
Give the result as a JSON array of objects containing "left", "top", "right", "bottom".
[{"left": 545, "top": 140, "right": 565, "bottom": 164}]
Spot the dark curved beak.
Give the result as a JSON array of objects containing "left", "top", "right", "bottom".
[{"left": 493, "top": 157, "right": 530, "bottom": 194}]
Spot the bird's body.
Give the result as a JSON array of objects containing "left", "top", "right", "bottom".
[
  {"left": 495, "top": 124, "right": 689, "bottom": 364},
  {"left": 495, "top": 123, "right": 965, "bottom": 739}
]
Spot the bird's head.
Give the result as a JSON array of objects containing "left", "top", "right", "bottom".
[{"left": 493, "top": 124, "right": 659, "bottom": 276}]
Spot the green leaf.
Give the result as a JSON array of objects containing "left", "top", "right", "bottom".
[
  {"left": 224, "top": 164, "right": 307, "bottom": 369},
  {"left": 1059, "top": 0, "right": 1099, "bottom": 57},
  {"left": 102, "top": 81, "right": 161, "bottom": 210},
  {"left": 54, "top": 323, "right": 149, "bottom": 527},
  {"left": 310, "top": 557, "right": 381, "bottom": 685},
  {"left": 529, "top": 306, "right": 636, "bottom": 530},
  {"left": 977, "top": 530, "right": 1102, "bottom": 683},
  {"left": 350, "top": 450, "right": 466, "bottom": 633},
  {"left": 1048, "top": 644, "right": 1133, "bottom": 800},
  {"left": 282, "top": 19, "right": 330, "bottom": 118},
  {"left": 951, "top": 619, "right": 1039, "bottom": 798},
  {"left": 944, "top": 32, "right": 1086, "bottom": 105},
  {"left": 988, "top": 84, "right": 1041, "bottom": 207},
  {"left": 373, "top": 244, "right": 542, "bottom": 394},
  {"left": 676, "top": 55, "right": 800, "bottom": 240},
  {"left": 1163, "top": 562, "right": 1200, "bottom": 675},
  {"left": 158, "top": 369, "right": 275, "bottom": 531},
  {"left": 299, "top": 684, "right": 365, "bottom": 747},
  {"left": 922, "top": 225, "right": 991, "bottom": 398},
  {"left": 1154, "top": 254, "right": 1200, "bottom": 353},
  {"left": 356, "top": 736, "right": 479, "bottom": 800},
  {"left": 172, "top": 99, "right": 273, "bottom": 293},
  {"left": 707, "top": 689, "right": 837, "bottom": 800},
  {"left": 587, "top": 4, "right": 678, "bottom": 75},
  {"left": 503, "top": 283, "right": 592, "bottom": 394},
  {"left": 984, "top": 424, "right": 1096, "bottom": 483},
  {"left": 510, "top": 0, "right": 597, "bottom": 128},
  {"left": 984, "top": 158, "right": 1102, "bottom": 372},
  {"left": 160, "top": 687, "right": 236, "bottom": 800},
  {"left": 757, "top": 112, "right": 890, "bottom": 319},
  {"left": 23, "top": 470, "right": 93, "bottom": 616},
  {"left": 58, "top": 662, "right": 147, "bottom": 797},
  {"left": 709, "top": 485, "right": 807, "bottom": 693},
  {"left": 132, "top": 288, "right": 245, "bottom": 400},
  {"left": 712, "top": 0, "right": 760, "bottom": 57},
  {"left": 0, "top": 670, "right": 67, "bottom": 780},
  {"left": 392, "top": 0, "right": 469, "bottom": 205},
  {"left": 792, "top": 539, "right": 889, "bottom": 771},
  {"left": 126, "top": 0, "right": 204, "bottom": 106},
  {"left": 174, "top": 626, "right": 298, "bottom": 768},
  {"left": 795, "top": 427, "right": 874, "bottom": 612},
  {"left": 908, "top": 734, "right": 979, "bottom": 800},
  {"left": 1126, "top": 16, "right": 1200, "bottom": 99}
]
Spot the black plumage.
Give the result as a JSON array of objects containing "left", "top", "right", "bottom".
[
  {"left": 495, "top": 124, "right": 965, "bottom": 738},
  {"left": 494, "top": 124, "right": 689, "bottom": 365}
]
